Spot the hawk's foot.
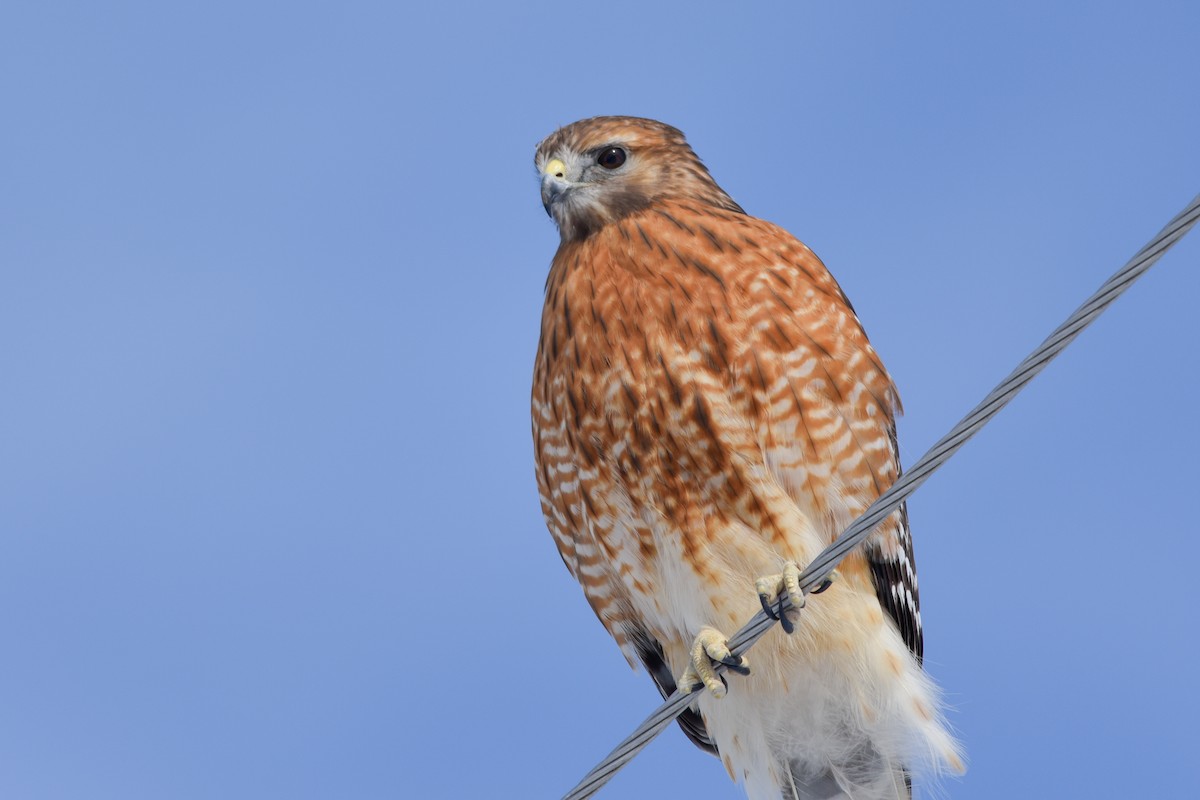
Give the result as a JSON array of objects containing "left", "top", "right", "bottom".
[
  {"left": 756, "top": 563, "right": 839, "bottom": 634},
  {"left": 678, "top": 627, "right": 749, "bottom": 699}
]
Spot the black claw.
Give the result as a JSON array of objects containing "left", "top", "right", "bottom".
[
  {"left": 812, "top": 577, "right": 834, "bottom": 594},
  {"left": 719, "top": 655, "right": 751, "bottom": 676},
  {"left": 760, "top": 592, "right": 781, "bottom": 620},
  {"left": 776, "top": 595, "right": 795, "bottom": 634},
  {"left": 762, "top": 591, "right": 796, "bottom": 634},
  {"left": 718, "top": 673, "right": 729, "bottom": 691}
]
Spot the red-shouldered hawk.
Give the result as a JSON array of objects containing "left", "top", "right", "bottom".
[{"left": 532, "top": 116, "right": 963, "bottom": 800}]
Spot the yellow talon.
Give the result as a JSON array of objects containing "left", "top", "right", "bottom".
[
  {"left": 756, "top": 563, "right": 840, "bottom": 633},
  {"left": 677, "top": 627, "right": 746, "bottom": 699}
]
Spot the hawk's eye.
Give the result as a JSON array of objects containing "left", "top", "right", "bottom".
[{"left": 597, "top": 147, "right": 626, "bottom": 169}]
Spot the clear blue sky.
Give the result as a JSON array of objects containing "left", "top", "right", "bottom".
[{"left": 2, "top": 2, "right": 1198, "bottom": 798}]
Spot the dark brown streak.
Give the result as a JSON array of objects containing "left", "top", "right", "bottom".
[
  {"left": 769, "top": 319, "right": 794, "bottom": 351},
  {"left": 688, "top": 257, "right": 727, "bottom": 289},
  {"left": 812, "top": 355, "right": 847, "bottom": 404},
  {"left": 792, "top": 321, "right": 834, "bottom": 362},
  {"left": 788, "top": 253, "right": 820, "bottom": 283},
  {"left": 865, "top": 384, "right": 895, "bottom": 424},
  {"left": 668, "top": 274, "right": 694, "bottom": 303},
  {"left": 659, "top": 353, "right": 683, "bottom": 406},
  {"left": 590, "top": 302, "right": 608, "bottom": 334},
  {"left": 707, "top": 319, "right": 730, "bottom": 372},
  {"left": 580, "top": 485, "right": 598, "bottom": 514},
  {"left": 768, "top": 270, "right": 790, "bottom": 288},
  {"left": 635, "top": 222, "right": 654, "bottom": 251},
  {"left": 667, "top": 245, "right": 726, "bottom": 289},
  {"left": 767, "top": 287, "right": 794, "bottom": 313},
  {"left": 696, "top": 224, "right": 725, "bottom": 252},
  {"left": 610, "top": 275, "right": 630, "bottom": 315},
  {"left": 621, "top": 380, "right": 638, "bottom": 410},
  {"left": 626, "top": 447, "right": 642, "bottom": 475},
  {"left": 631, "top": 416, "right": 652, "bottom": 454},
  {"left": 565, "top": 385, "right": 581, "bottom": 424},
  {"left": 750, "top": 351, "right": 769, "bottom": 392},
  {"left": 750, "top": 494, "right": 775, "bottom": 539},
  {"left": 806, "top": 273, "right": 855, "bottom": 307},
  {"left": 691, "top": 392, "right": 717, "bottom": 441},
  {"left": 646, "top": 409, "right": 663, "bottom": 438},
  {"left": 786, "top": 253, "right": 855, "bottom": 309},
  {"left": 653, "top": 209, "right": 694, "bottom": 234}
]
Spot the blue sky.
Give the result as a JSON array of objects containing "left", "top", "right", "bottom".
[{"left": 2, "top": 2, "right": 1198, "bottom": 798}]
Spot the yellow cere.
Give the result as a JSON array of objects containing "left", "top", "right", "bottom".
[{"left": 544, "top": 158, "right": 566, "bottom": 179}]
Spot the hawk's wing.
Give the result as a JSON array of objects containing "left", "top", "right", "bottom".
[
  {"left": 630, "top": 627, "right": 718, "bottom": 755},
  {"left": 866, "top": 496, "right": 923, "bottom": 662},
  {"left": 730, "top": 227, "right": 924, "bottom": 662}
]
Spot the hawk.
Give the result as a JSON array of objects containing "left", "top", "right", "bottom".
[{"left": 531, "top": 116, "right": 963, "bottom": 800}]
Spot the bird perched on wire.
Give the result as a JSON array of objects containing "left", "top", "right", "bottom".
[{"left": 531, "top": 116, "right": 963, "bottom": 800}]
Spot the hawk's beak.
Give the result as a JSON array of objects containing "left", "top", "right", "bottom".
[{"left": 541, "top": 158, "right": 569, "bottom": 217}]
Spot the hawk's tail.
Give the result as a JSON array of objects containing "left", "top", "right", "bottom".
[{"left": 777, "top": 754, "right": 909, "bottom": 800}]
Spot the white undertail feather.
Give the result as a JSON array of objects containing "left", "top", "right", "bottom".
[
  {"left": 654, "top": 518, "right": 964, "bottom": 800},
  {"left": 693, "top": 616, "right": 962, "bottom": 799}
]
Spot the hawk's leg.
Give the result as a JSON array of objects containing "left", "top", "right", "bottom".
[
  {"left": 756, "top": 562, "right": 838, "bottom": 634},
  {"left": 678, "top": 627, "right": 750, "bottom": 699}
]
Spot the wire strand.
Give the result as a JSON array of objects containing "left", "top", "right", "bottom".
[{"left": 561, "top": 193, "right": 1200, "bottom": 800}]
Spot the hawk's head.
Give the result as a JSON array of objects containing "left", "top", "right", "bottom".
[{"left": 535, "top": 116, "right": 743, "bottom": 242}]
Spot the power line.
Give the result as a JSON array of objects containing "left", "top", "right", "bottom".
[{"left": 562, "top": 193, "right": 1200, "bottom": 800}]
